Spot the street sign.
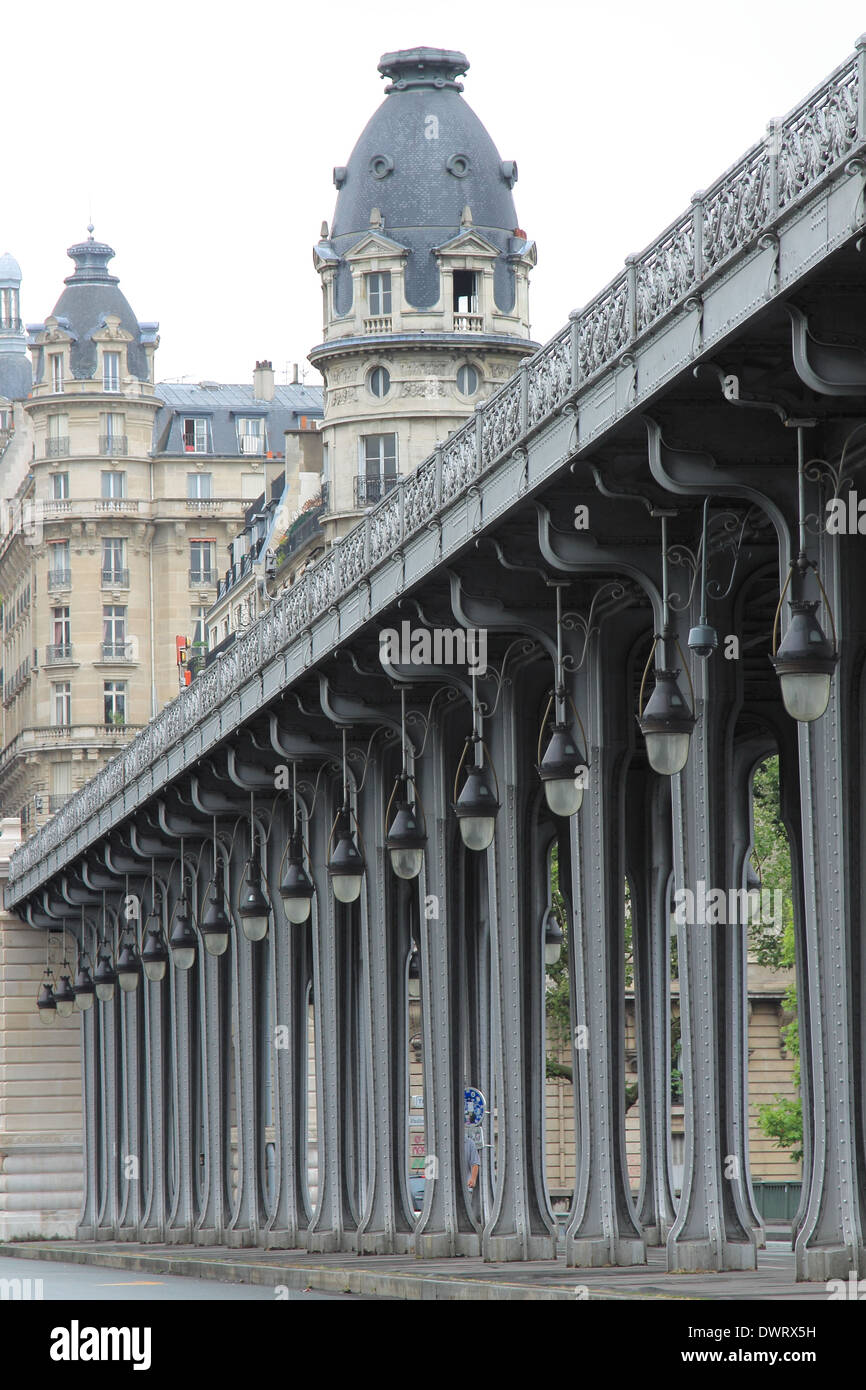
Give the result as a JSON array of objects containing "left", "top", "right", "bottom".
[{"left": 464, "top": 1087, "right": 485, "bottom": 1126}]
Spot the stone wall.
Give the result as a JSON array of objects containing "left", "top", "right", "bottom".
[{"left": 0, "top": 817, "right": 83, "bottom": 1237}]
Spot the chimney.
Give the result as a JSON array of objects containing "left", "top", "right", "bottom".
[
  {"left": 253, "top": 359, "right": 274, "bottom": 402},
  {"left": 291, "top": 362, "right": 299, "bottom": 385}
]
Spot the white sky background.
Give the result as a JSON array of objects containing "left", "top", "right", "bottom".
[{"left": 4, "top": 0, "right": 866, "bottom": 386}]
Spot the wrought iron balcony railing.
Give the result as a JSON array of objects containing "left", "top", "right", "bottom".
[
  {"left": 47, "top": 568, "right": 72, "bottom": 589},
  {"left": 45, "top": 437, "right": 70, "bottom": 458},
  {"left": 45, "top": 644, "right": 74, "bottom": 664},
  {"left": 189, "top": 569, "right": 216, "bottom": 586},
  {"left": 99, "top": 435, "right": 128, "bottom": 456},
  {"left": 101, "top": 642, "right": 134, "bottom": 661},
  {"left": 101, "top": 568, "right": 129, "bottom": 588},
  {"left": 10, "top": 39, "right": 866, "bottom": 885},
  {"left": 354, "top": 474, "right": 400, "bottom": 507}
]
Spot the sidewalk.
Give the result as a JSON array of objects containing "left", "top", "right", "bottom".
[{"left": 0, "top": 1235, "right": 826, "bottom": 1301}]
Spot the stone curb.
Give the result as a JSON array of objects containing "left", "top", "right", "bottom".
[{"left": 0, "top": 1242, "right": 683, "bottom": 1301}]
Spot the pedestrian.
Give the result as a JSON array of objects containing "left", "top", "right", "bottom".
[{"left": 465, "top": 1129, "right": 480, "bottom": 1194}]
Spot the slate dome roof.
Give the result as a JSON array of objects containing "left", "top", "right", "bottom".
[
  {"left": 328, "top": 48, "right": 523, "bottom": 314},
  {"left": 46, "top": 231, "right": 151, "bottom": 382}
]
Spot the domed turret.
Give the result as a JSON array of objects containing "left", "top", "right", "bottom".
[
  {"left": 0, "top": 250, "right": 31, "bottom": 401},
  {"left": 306, "top": 47, "right": 536, "bottom": 555},
  {"left": 29, "top": 229, "right": 159, "bottom": 388},
  {"left": 328, "top": 47, "right": 523, "bottom": 313}
]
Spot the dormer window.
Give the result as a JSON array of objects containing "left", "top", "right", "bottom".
[
  {"left": 453, "top": 271, "right": 478, "bottom": 315},
  {"left": 103, "top": 351, "right": 121, "bottom": 391},
  {"left": 183, "top": 418, "right": 209, "bottom": 453},
  {"left": 50, "top": 353, "right": 64, "bottom": 393},
  {"left": 366, "top": 272, "right": 392, "bottom": 317},
  {"left": 238, "top": 418, "right": 265, "bottom": 455}
]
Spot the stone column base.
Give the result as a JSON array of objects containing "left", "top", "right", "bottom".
[
  {"left": 795, "top": 1243, "right": 866, "bottom": 1282},
  {"left": 414, "top": 1230, "right": 481, "bottom": 1258},
  {"left": 667, "top": 1237, "right": 756, "bottom": 1272},
  {"left": 225, "top": 1227, "right": 258, "bottom": 1248},
  {"left": 483, "top": 1231, "right": 557, "bottom": 1262},
  {"left": 566, "top": 1236, "right": 647, "bottom": 1267}
]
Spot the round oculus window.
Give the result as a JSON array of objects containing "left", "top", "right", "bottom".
[
  {"left": 369, "top": 154, "right": 394, "bottom": 179},
  {"left": 369, "top": 366, "right": 391, "bottom": 397},
  {"left": 457, "top": 364, "right": 479, "bottom": 396}
]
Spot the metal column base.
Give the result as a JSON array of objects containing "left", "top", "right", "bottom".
[
  {"left": 566, "top": 1236, "right": 646, "bottom": 1268},
  {"left": 666, "top": 1237, "right": 757, "bottom": 1272}
]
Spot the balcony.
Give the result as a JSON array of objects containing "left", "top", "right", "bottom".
[
  {"left": 99, "top": 434, "right": 128, "bottom": 456},
  {"left": 43, "top": 499, "right": 71, "bottom": 515},
  {"left": 47, "top": 568, "right": 72, "bottom": 590},
  {"left": 320, "top": 480, "right": 330, "bottom": 509},
  {"left": 364, "top": 316, "right": 392, "bottom": 334},
  {"left": 45, "top": 644, "right": 74, "bottom": 664},
  {"left": 96, "top": 499, "right": 138, "bottom": 513},
  {"left": 185, "top": 498, "right": 223, "bottom": 513},
  {"left": 44, "top": 437, "right": 70, "bottom": 459},
  {"left": 452, "top": 312, "right": 484, "bottom": 333},
  {"left": 354, "top": 474, "right": 400, "bottom": 507},
  {"left": 239, "top": 436, "right": 264, "bottom": 455},
  {"left": 189, "top": 569, "right": 216, "bottom": 587},
  {"left": 101, "top": 569, "right": 129, "bottom": 588},
  {"left": 48, "top": 794, "right": 70, "bottom": 814},
  {"left": 277, "top": 504, "right": 324, "bottom": 566},
  {"left": 101, "top": 641, "right": 134, "bottom": 662}
]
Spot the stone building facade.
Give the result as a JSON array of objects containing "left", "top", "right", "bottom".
[{"left": 0, "top": 239, "right": 322, "bottom": 831}]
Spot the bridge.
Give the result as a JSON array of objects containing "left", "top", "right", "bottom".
[{"left": 8, "top": 41, "right": 866, "bottom": 1278}]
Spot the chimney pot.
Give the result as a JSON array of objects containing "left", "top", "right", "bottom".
[{"left": 253, "top": 359, "right": 275, "bottom": 401}]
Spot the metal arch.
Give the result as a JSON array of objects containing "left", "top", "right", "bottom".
[{"left": 535, "top": 500, "right": 666, "bottom": 632}]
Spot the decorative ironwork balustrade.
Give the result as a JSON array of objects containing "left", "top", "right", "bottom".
[{"left": 11, "top": 41, "right": 866, "bottom": 881}]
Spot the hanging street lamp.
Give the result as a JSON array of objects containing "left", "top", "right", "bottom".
[
  {"left": 385, "top": 691, "right": 426, "bottom": 879},
  {"left": 537, "top": 587, "right": 590, "bottom": 817},
  {"left": 327, "top": 729, "right": 366, "bottom": 904},
  {"left": 37, "top": 969, "right": 57, "bottom": 1027},
  {"left": 770, "top": 424, "right": 837, "bottom": 722},
  {"left": 453, "top": 672, "right": 499, "bottom": 850},
  {"left": 637, "top": 516, "right": 696, "bottom": 776}
]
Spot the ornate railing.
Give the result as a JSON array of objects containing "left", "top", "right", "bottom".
[{"left": 10, "top": 41, "right": 866, "bottom": 883}]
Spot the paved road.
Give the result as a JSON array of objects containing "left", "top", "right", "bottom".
[{"left": 0, "top": 1256, "right": 369, "bottom": 1301}]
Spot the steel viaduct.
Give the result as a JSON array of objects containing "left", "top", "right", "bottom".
[{"left": 8, "top": 42, "right": 866, "bottom": 1279}]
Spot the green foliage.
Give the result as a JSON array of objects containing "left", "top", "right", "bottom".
[
  {"left": 750, "top": 756, "right": 794, "bottom": 967},
  {"left": 544, "top": 843, "right": 571, "bottom": 1051},
  {"left": 753, "top": 772, "right": 803, "bottom": 1162}
]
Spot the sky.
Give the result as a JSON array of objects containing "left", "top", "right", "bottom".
[{"left": 4, "top": 0, "right": 866, "bottom": 387}]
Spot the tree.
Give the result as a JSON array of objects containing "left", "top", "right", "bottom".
[{"left": 757, "top": 917, "right": 803, "bottom": 1163}]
